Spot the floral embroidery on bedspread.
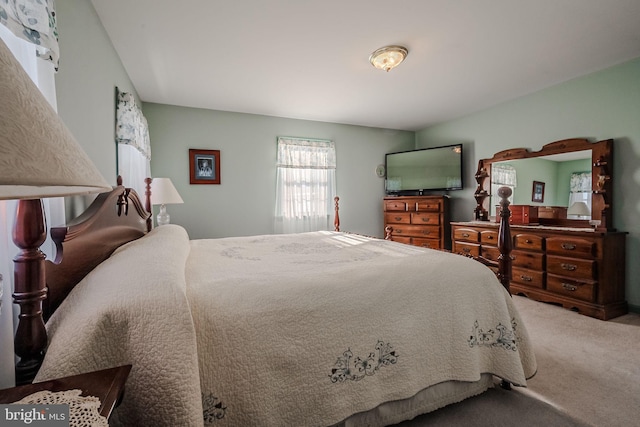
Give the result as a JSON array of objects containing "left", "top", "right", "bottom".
[
  {"left": 220, "top": 247, "right": 261, "bottom": 261},
  {"left": 467, "top": 318, "right": 520, "bottom": 351},
  {"left": 202, "top": 393, "right": 227, "bottom": 424},
  {"left": 329, "top": 341, "right": 398, "bottom": 383}
]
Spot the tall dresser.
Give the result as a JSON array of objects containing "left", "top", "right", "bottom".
[
  {"left": 383, "top": 195, "right": 450, "bottom": 250},
  {"left": 451, "top": 221, "right": 626, "bottom": 320}
]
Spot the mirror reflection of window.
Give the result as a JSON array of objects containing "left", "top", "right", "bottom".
[
  {"left": 568, "top": 171, "right": 592, "bottom": 219},
  {"left": 491, "top": 163, "right": 517, "bottom": 217}
]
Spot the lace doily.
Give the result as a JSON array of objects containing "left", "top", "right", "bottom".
[{"left": 14, "top": 389, "right": 108, "bottom": 427}]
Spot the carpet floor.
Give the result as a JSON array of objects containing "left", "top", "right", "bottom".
[{"left": 393, "top": 295, "right": 640, "bottom": 426}]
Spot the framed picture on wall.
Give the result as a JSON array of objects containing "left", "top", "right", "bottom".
[
  {"left": 189, "top": 149, "right": 220, "bottom": 184},
  {"left": 532, "top": 180, "right": 545, "bottom": 203}
]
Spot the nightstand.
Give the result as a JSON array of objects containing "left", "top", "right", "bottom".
[{"left": 0, "top": 365, "right": 131, "bottom": 420}]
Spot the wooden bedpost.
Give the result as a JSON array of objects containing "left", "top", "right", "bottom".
[
  {"left": 497, "top": 186, "right": 513, "bottom": 391},
  {"left": 145, "top": 177, "right": 153, "bottom": 231},
  {"left": 385, "top": 226, "right": 393, "bottom": 240},
  {"left": 12, "top": 199, "right": 48, "bottom": 385},
  {"left": 334, "top": 196, "right": 340, "bottom": 232},
  {"left": 496, "top": 186, "right": 513, "bottom": 294}
]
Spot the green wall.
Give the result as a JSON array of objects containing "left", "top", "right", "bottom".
[
  {"left": 55, "top": 0, "right": 139, "bottom": 186},
  {"left": 143, "top": 103, "right": 413, "bottom": 239},
  {"left": 416, "top": 57, "right": 640, "bottom": 310}
]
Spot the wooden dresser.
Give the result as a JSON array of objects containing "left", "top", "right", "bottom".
[
  {"left": 383, "top": 195, "right": 450, "bottom": 250},
  {"left": 451, "top": 221, "right": 627, "bottom": 320}
]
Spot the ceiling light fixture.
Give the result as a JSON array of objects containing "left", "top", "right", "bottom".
[{"left": 369, "top": 45, "right": 408, "bottom": 72}]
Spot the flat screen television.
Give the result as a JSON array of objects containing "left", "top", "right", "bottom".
[{"left": 385, "top": 144, "right": 463, "bottom": 195}]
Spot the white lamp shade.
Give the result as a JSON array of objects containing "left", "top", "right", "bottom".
[
  {"left": 0, "top": 38, "right": 111, "bottom": 200},
  {"left": 151, "top": 178, "right": 184, "bottom": 205},
  {"left": 567, "top": 201, "right": 590, "bottom": 217}
]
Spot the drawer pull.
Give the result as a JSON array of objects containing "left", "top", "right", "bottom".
[
  {"left": 562, "top": 283, "right": 577, "bottom": 292},
  {"left": 462, "top": 247, "right": 470, "bottom": 254},
  {"left": 561, "top": 243, "right": 576, "bottom": 250},
  {"left": 520, "top": 275, "right": 532, "bottom": 282},
  {"left": 525, "top": 239, "right": 532, "bottom": 244},
  {"left": 421, "top": 217, "right": 431, "bottom": 222},
  {"left": 394, "top": 216, "right": 403, "bottom": 221},
  {"left": 486, "top": 235, "right": 494, "bottom": 240},
  {"left": 462, "top": 233, "right": 470, "bottom": 238},
  {"left": 421, "top": 230, "right": 431, "bottom": 235},
  {"left": 561, "top": 263, "right": 577, "bottom": 271}
]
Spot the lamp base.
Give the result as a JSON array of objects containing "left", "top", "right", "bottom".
[{"left": 157, "top": 204, "right": 170, "bottom": 226}]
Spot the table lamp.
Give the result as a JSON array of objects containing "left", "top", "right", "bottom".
[
  {"left": 567, "top": 201, "right": 590, "bottom": 219},
  {"left": 0, "top": 38, "right": 112, "bottom": 384},
  {"left": 150, "top": 178, "right": 183, "bottom": 226}
]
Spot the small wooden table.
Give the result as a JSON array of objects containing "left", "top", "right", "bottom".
[{"left": 0, "top": 365, "right": 131, "bottom": 419}]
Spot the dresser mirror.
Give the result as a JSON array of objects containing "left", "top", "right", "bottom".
[{"left": 473, "top": 138, "right": 614, "bottom": 231}]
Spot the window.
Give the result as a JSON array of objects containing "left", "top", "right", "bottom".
[{"left": 274, "top": 137, "right": 336, "bottom": 234}]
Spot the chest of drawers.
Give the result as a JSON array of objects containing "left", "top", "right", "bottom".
[
  {"left": 451, "top": 221, "right": 627, "bottom": 320},
  {"left": 384, "top": 196, "right": 449, "bottom": 250}
]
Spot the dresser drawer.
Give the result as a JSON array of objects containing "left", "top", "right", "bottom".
[
  {"left": 385, "top": 212, "right": 411, "bottom": 224},
  {"left": 480, "top": 245, "right": 500, "bottom": 263},
  {"left": 514, "top": 234, "right": 544, "bottom": 251},
  {"left": 415, "top": 200, "right": 441, "bottom": 212},
  {"left": 547, "top": 255, "right": 596, "bottom": 280},
  {"left": 413, "top": 237, "right": 441, "bottom": 250},
  {"left": 512, "top": 250, "right": 544, "bottom": 270},
  {"left": 454, "top": 242, "right": 480, "bottom": 257},
  {"left": 546, "top": 237, "right": 596, "bottom": 258},
  {"left": 512, "top": 266, "right": 545, "bottom": 289},
  {"left": 392, "top": 224, "right": 440, "bottom": 238},
  {"left": 547, "top": 274, "right": 596, "bottom": 302},
  {"left": 411, "top": 212, "right": 440, "bottom": 226},
  {"left": 389, "top": 236, "right": 412, "bottom": 245},
  {"left": 384, "top": 200, "right": 407, "bottom": 211},
  {"left": 480, "top": 230, "right": 498, "bottom": 245},
  {"left": 453, "top": 228, "right": 480, "bottom": 243}
]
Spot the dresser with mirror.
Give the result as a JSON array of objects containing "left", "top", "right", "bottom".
[{"left": 452, "top": 138, "right": 627, "bottom": 320}]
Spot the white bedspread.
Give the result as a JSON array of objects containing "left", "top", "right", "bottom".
[
  {"left": 187, "top": 230, "right": 536, "bottom": 426},
  {"left": 37, "top": 225, "right": 536, "bottom": 427}
]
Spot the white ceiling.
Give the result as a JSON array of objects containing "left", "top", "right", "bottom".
[{"left": 91, "top": 0, "right": 640, "bottom": 132}]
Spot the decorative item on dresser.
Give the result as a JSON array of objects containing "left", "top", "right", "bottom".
[
  {"left": 456, "top": 138, "right": 627, "bottom": 320},
  {"left": 383, "top": 195, "right": 450, "bottom": 250}
]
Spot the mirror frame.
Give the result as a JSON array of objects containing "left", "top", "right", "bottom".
[{"left": 473, "top": 138, "right": 614, "bottom": 231}]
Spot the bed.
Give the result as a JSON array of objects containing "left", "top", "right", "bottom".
[{"left": 14, "top": 181, "right": 535, "bottom": 426}]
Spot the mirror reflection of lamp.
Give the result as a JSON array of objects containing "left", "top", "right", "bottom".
[{"left": 567, "top": 201, "right": 590, "bottom": 219}]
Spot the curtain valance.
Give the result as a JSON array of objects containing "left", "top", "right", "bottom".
[
  {"left": 0, "top": 0, "right": 59, "bottom": 67},
  {"left": 492, "top": 163, "right": 517, "bottom": 186},
  {"left": 276, "top": 137, "right": 336, "bottom": 169},
  {"left": 116, "top": 90, "right": 151, "bottom": 160}
]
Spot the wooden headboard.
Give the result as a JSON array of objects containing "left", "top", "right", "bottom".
[{"left": 13, "top": 178, "right": 151, "bottom": 385}]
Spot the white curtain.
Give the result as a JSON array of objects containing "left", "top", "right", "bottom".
[
  {"left": 274, "top": 137, "right": 337, "bottom": 234},
  {"left": 0, "top": 23, "right": 64, "bottom": 388},
  {"left": 116, "top": 89, "right": 151, "bottom": 197}
]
